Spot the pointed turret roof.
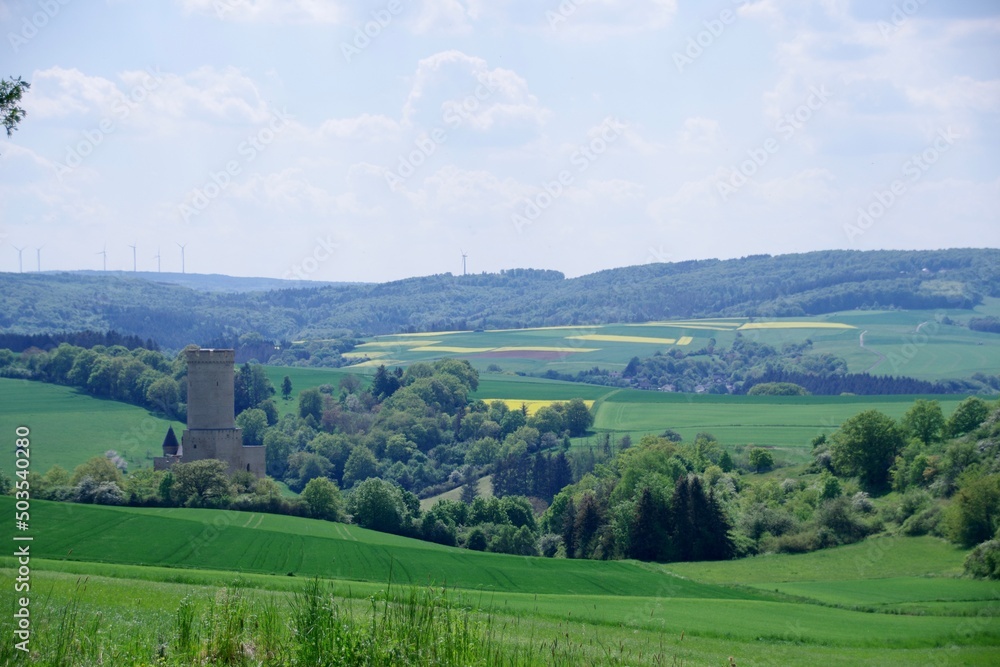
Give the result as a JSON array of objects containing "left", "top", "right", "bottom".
[{"left": 162, "top": 426, "right": 179, "bottom": 454}]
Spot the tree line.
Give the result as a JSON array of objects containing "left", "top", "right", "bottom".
[{"left": 0, "top": 330, "right": 157, "bottom": 353}]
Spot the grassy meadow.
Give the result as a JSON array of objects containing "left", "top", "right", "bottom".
[
  {"left": 1, "top": 497, "right": 998, "bottom": 666},
  {"left": 0, "top": 377, "right": 184, "bottom": 474}
]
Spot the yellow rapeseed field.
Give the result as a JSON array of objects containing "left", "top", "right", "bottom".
[{"left": 478, "top": 399, "right": 595, "bottom": 415}]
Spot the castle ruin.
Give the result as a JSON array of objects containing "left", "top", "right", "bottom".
[{"left": 155, "top": 348, "right": 266, "bottom": 477}]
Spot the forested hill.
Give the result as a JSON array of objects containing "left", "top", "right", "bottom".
[{"left": 2, "top": 249, "right": 997, "bottom": 348}]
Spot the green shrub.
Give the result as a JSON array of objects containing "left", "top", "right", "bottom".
[
  {"left": 891, "top": 489, "right": 932, "bottom": 524},
  {"left": 768, "top": 530, "right": 817, "bottom": 554},
  {"left": 900, "top": 505, "right": 943, "bottom": 537},
  {"left": 963, "top": 539, "right": 1000, "bottom": 580},
  {"left": 815, "top": 496, "right": 876, "bottom": 544},
  {"left": 945, "top": 474, "right": 1000, "bottom": 547}
]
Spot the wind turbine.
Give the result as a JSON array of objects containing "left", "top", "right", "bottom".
[
  {"left": 461, "top": 249, "right": 468, "bottom": 276},
  {"left": 128, "top": 243, "right": 137, "bottom": 272},
  {"left": 13, "top": 246, "right": 24, "bottom": 273},
  {"left": 97, "top": 246, "right": 107, "bottom": 272},
  {"left": 35, "top": 245, "right": 43, "bottom": 272},
  {"left": 177, "top": 242, "right": 186, "bottom": 274},
  {"left": 154, "top": 247, "right": 161, "bottom": 273}
]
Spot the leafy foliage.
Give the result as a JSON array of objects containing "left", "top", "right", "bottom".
[
  {"left": 964, "top": 539, "right": 1000, "bottom": 579},
  {"left": 945, "top": 474, "right": 1000, "bottom": 547},
  {"left": 831, "top": 410, "right": 905, "bottom": 492},
  {"left": 0, "top": 75, "right": 30, "bottom": 142}
]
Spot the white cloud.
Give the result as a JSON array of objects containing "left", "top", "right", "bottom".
[
  {"left": 678, "top": 117, "right": 722, "bottom": 154},
  {"left": 226, "top": 167, "right": 379, "bottom": 216},
  {"left": 401, "top": 50, "right": 548, "bottom": 132},
  {"left": 27, "top": 65, "right": 276, "bottom": 126},
  {"left": 318, "top": 114, "right": 402, "bottom": 141},
  {"left": 544, "top": 0, "right": 678, "bottom": 39},
  {"left": 25, "top": 67, "right": 122, "bottom": 118},
  {"left": 410, "top": 0, "right": 473, "bottom": 35},
  {"left": 175, "top": 0, "right": 346, "bottom": 24},
  {"left": 905, "top": 76, "right": 1000, "bottom": 114},
  {"left": 408, "top": 0, "right": 678, "bottom": 38},
  {"left": 396, "top": 165, "right": 524, "bottom": 213}
]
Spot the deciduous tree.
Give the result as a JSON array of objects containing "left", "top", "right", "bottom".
[
  {"left": 902, "top": 399, "right": 945, "bottom": 445},
  {"left": 236, "top": 408, "right": 268, "bottom": 446},
  {"left": 169, "top": 459, "right": 232, "bottom": 507},
  {"left": 946, "top": 474, "right": 1000, "bottom": 547},
  {"left": 348, "top": 477, "right": 408, "bottom": 533},
  {"left": 302, "top": 476, "right": 344, "bottom": 522},
  {"left": 564, "top": 399, "right": 593, "bottom": 437},
  {"left": 1, "top": 76, "right": 30, "bottom": 150},
  {"left": 946, "top": 397, "right": 991, "bottom": 438},
  {"left": 830, "top": 409, "right": 905, "bottom": 492}
]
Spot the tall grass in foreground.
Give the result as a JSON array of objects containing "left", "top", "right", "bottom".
[{"left": 1, "top": 577, "right": 675, "bottom": 666}]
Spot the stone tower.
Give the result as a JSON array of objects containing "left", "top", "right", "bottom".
[{"left": 155, "top": 348, "right": 265, "bottom": 477}]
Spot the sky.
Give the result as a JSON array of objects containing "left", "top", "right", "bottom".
[{"left": 0, "top": 0, "right": 998, "bottom": 282}]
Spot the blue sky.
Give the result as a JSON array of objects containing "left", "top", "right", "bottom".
[{"left": 1, "top": 0, "right": 997, "bottom": 281}]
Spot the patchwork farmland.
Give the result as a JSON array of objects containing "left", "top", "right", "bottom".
[{"left": 342, "top": 306, "right": 1000, "bottom": 381}]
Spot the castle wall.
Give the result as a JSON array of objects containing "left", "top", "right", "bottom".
[
  {"left": 153, "top": 455, "right": 181, "bottom": 471},
  {"left": 240, "top": 445, "right": 266, "bottom": 477},
  {"left": 182, "top": 428, "right": 242, "bottom": 462}
]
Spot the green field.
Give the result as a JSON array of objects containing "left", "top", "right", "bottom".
[
  {"left": 591, "top": 391, "right": 968, "bottom": 457},
  {"left": 0, "top": 377, "right": 184, "bottom": 473},
  {"left": 474, "top": 373, "right": 610, "bottom": 401},
  {"left": 1, "top": 498, "right": 744, "bottom": 599},
  {"left": 667, "top": 535, "right": 968, "bottom": 584},
  {"left": 261, "top": 365, "right": 360, "bottom": 416},
  {"left": 2, "top": 498, "right": 998, "bottom": 665}
]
